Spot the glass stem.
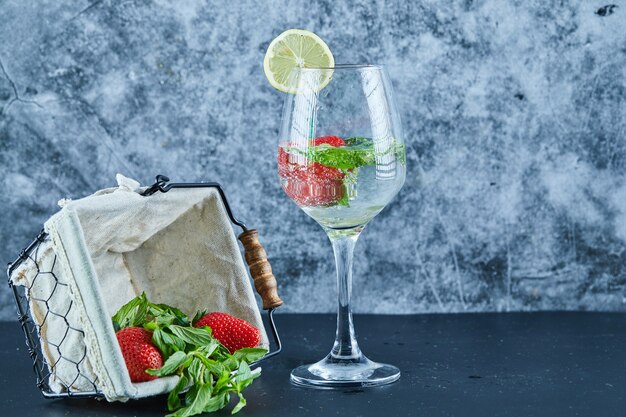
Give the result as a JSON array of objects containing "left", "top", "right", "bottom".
[{"left": 328, "top": 230, "right": 362, "bottom": 361}]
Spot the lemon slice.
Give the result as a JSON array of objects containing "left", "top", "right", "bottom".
[{"left": 263, "top": 29, "right": 335, "bottom": 94}]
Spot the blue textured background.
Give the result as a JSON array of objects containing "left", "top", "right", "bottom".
[{"left": 1, "top": 0, "right": 625, "bottom": 319}]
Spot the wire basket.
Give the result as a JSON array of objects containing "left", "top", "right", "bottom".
[{"left": 7, "top": 175, "right": 282, "bottom": 399}]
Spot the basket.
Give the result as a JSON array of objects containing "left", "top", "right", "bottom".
[{"left": 7, "top": 175, "right": 283, "bottom": 400}]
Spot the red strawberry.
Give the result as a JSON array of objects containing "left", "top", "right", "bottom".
[
  {"left": 278, "top": 135, "right": 346, "bottom": 206},
  {"left": 314, "top": 135, "right": 345, "bottom": 147},
  {"left": 116, "top": 327, "right": 163, "bottom": 382},
  {"left": 194, "top": 312, "right": 261, "bottom": 354}
]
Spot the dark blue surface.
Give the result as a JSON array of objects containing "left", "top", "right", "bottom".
[{"left": 2, "top": 313, "right": 626, "bottom": 416}]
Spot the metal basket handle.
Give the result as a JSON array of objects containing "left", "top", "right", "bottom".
[
  {"left": 142, "top": 175, "right": 283, "bottom": 308},
  {"left": 141, "top": 175, "right": 283, "bottom": 363}
]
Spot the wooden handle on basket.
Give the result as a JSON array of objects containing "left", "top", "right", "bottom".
[{"left": 238, "top": 229, "right": 283, "bottom": 310}]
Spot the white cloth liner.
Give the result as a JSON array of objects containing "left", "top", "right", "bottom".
[{"left": 10, "top": 174, "right": 267, "bottom": 401}]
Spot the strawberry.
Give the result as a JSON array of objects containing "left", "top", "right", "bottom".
[
  {"left": 194, "top": 312, "right": 261, "bottom": 354},
  {"left": 116, "top": 327, "right": 163, "bottom": 382},
  {"left": 314, "top": 135, "right": 345, "bottom": 147},
  {"left": 278, "top": 135, "right": 346, "bottom": 206}
]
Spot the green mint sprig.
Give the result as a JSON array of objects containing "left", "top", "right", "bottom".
[
  {"left": 285, "top": 137, "right": 406, "bottom": 172},
  {"left": 112, "top": 292, "right": 190, "bottom": 331},
  {"left": 112, "top": 294, "right": 267, "bottom": 416}
]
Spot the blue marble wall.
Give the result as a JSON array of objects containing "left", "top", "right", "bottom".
[{"left": 1, "top": 0, "right": 625, "bottom": 319}]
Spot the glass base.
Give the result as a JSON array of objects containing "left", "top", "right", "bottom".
[{"left": 290, "top": 354, "right": 400, "bottom": 389}]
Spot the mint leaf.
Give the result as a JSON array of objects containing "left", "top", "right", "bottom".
[
  {"left": 338, "top": 168, "right": 359, "bottom": 208},
  {"left": 214, "top": 370, "right": 232, "bottom": 393},
  {"left": 233, "top": 361, "right": 253, "bottom": 391},
  {"left": 198, "top": 341, "right": 221, "bottom": 358},
  {"left": 231, "top": 393, "right": 246, "bottom": 414},
  {"left": 285, "top": 137, "right": 405, "bottom": 173},
  {"left": 147, "top": 351, "right": 189, "bottom": 377},
  {"left": 191, "top": 309, "right": 207, "bottom": 326},
  {"left": 199, "top": 357, "right": 227, "bottom": 375},
  {"left": 300, "top": 143, "right": 375, "bottom": 170},
  {"left": 150, "top": 303, "right": 190, "bottom": 327},
  {"left": 144, "top": 321, "right": 159, "bottom": 331},
  {"left": 166, "top": 330, "right": 188, "bottom": 357},
  {"left": 337, "top": 189, "right": 350, "bottom": 207},
  {"left": 112, "top": 292, "right": 149, "bottom": 329},
  {"left": 187, "top": 358, "right": 204, "bottom": 384},
  {"left": 171, "top": 383, "right": 213, "bottom": 417},
  {"left": 203, "top": 393, "right": 230, "bottom": 413},
  {"left": 220, "top": 356, "right": 239, "bottom": 371},
  {"left": 168, "top": 325, "right": 215, "bottom": 346},
  {"left": 166, "top": 373, "right": 188, "bottom": 411},
  {"left": 394, "top": 140, "right": 406, "bottom": 163},
  {"left": 151, "top": 329, "right": 167, "bottom": 355},
  {"left": 233, "top": 348, "right": 268, "bottom": 363},
  {"left": 203, "top": 392, "right": 229, "bottom": 413},
  {"left": 152, "top": 328, "right": 185, "bottom": 359}
]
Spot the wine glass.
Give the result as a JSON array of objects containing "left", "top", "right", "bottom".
[{"left": 277, "top": 64, "right": 406, "bottom": 388}]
